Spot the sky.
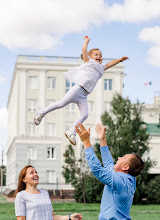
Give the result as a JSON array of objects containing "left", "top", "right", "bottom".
[{"left": 0, "top": 0, "right": 160, "bottom": 164}]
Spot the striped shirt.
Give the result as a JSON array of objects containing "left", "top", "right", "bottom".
[{"left": 15, "top": 189, "right": 53, "bottom": 220}]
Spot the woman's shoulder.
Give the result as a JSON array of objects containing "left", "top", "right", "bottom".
[
  {"left": 15, "top": 191, "right": 26, "bottom": 200},
  {"left": 40, "top": 189, "right": 49, "bottom": 195}
]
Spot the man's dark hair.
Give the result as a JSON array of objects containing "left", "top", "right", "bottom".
[{"left": 128, "top": 153, "right": 145, "bottom": 177}]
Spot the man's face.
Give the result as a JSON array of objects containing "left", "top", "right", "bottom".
[{"left": 113, "top": 154, "right": 133, "bottom": 173}]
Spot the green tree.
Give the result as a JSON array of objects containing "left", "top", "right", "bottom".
[
  {"left": 145, "top": 175, "right": 160, "bottom": 204},
  {"left": 101, "top": 94, "right": 152, "bottom": 203},
  {"left": 62, "top": 145, "right": 104, "bottom": 203},
  {"left": 62, "top": 145, "right": 87, "bottom": 203}
]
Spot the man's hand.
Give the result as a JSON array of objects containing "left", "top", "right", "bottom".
[
  {"left": 75, "top": 123, "right": 91, "bottom": 149},
  {"left": 95, "top": 123, "right": 107, "bottom": 147}
]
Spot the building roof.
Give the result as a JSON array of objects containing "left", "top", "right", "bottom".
[{"left": 147, "top": 123, "right": 160, "bottom": 135}]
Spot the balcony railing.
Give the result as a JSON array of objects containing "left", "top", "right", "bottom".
[{"left": 17, "top": 55, "right": 113, "bottom": 64}]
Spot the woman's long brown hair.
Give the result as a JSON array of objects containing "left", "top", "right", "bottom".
[{"left": 16, "top": 165, "right": 34, "bottom": 193}]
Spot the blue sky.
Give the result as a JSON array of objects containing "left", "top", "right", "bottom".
[{"left": 0, "top": 0, "right": 160, "bottom": 163}]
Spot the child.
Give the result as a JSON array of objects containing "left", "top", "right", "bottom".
[{"left": 34, "top": 36, "right": 128, "bottom": 145}]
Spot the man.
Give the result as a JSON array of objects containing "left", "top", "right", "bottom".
[{"left": 75, "top": 123, "right": 144, "bottom": 220}]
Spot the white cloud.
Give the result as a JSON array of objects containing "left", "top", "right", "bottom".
[
  {"left": 0, "top": 0, "right": 160, "bottom": 50},
  {"left": 106, "top": 0, "right": 160, "bottom": 23},
  {"left": 139, "top": 26, "right": 160, "bottom": 67},
  {"left": 0, "top": 108, "right": 8, "bottom": 129},
  {"left": 0, "top": 0, "right": 107, "bottom": 50}
]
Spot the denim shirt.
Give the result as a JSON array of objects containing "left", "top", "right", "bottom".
[{"left": 85, "top": 146, "right": 136, "bottom": 220}]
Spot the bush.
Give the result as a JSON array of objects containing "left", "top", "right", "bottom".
[
  {"left": 145, "top": 175, "right": 160, "bottom": 204},
  {"left": 74, "top": 174, "right": 104, "bottom": 203}
]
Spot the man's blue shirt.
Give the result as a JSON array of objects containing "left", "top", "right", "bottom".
[{"left": 85, "top": 146, "right": 136, "bottom": 220}]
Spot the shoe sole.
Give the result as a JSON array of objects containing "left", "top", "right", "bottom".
[
  {"left": 34, "top": 116, "right": 40, "bottom": 125},
  {"left": 65, "top": 132, "right": 76, "bottom": 146}
]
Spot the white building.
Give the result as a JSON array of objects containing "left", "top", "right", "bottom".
[
  {"left": 142, "top": 96, "right": 160, "bottom": 174},
  {"left": 6, "top": 55, "right": 124, "bottom": 190}
]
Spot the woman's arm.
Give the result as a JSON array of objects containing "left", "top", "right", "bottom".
[
  {"left": 105, "top": 56, "right": 129, "bottom": 69},
  {"left": 52, "top": 211, "right": 83, "bottom": 220},
  {"left": 17, "top": 217, "right": 25, "bottom": 220},
  {"left": 82, "top": 36, "right": 90, "bottom": 63}
]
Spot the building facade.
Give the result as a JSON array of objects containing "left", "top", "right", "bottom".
[
  {"left": 6, "top": 55, "right": 125, "bottom": 190},
  {"left": 142, "top": 96, "right": 160, "bottom": 174}
]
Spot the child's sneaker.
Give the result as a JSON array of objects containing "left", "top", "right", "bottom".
[
  {"left": 65, "top": 130, "right": 76, "bottom": 146},
  {"left": 34, "top": 108, "right": 44, "bottom": 125}
]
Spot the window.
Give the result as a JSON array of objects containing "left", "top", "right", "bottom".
[
  {"left": 46, "top": 99, "right": 56, "bottom": 106},
  {"left": 46, "top": 123, "right": 56, "bottom": 136},
  {"left": 88, "top": 101, "right": 94, "bottom": 113},
  {"left": 104, "top": 102, "right": 110, "bottom": 112},
  {"left": 28, "top": 123, "right": 37, "bottom": 135},
  {"left": 47, "top": 147, "right": 55, "bottom": 159},
  {"left": 66, "top": 81, "right": 75, "bottom": 93},
  {"left": 66, "top": 122, "right": 73, "bottom": 131},
  {"left": 46, "top": 170, "right": 55, "bottom": 183},
  {"left": 104, "top": 79, "right": 112, "bottom": 90},
  {"left": 28, "top": 76, "right": 38, "bottom": 89},
  {"left": 27, "top": 146, "right": 37, "bottom": 160},
  {"left": 28, "top": 99, "right": 37, "bottom": 111},
  {"left": 47, "top": 77, "right": 56, "bottom": 89},
  {"left": 66, "top": 104, "right": 76, "bottom": 117}
]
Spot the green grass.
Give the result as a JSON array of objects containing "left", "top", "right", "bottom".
[
  {"left": 0, "top": 195, "right": 6, "bottom": 201},
  {"left": 0, "top": 203, "right": 160, "bottom": 220}
]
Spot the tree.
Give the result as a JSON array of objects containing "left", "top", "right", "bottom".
[
  {"left": 101, "top": 94, "right": 152, "bottom": 203},
  {"left": 145, "top": 175, "right": 160, "bottom": 204},
  {"left": 62, "top": 145, "right": 104, "bottom": 203},
  {"left": 62, "top": 145, "right": 87, "bottom": 203}
]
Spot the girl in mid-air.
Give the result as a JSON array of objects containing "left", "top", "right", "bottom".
[{"left": 34, "top": 36, "right": 128, "bottom": 145}]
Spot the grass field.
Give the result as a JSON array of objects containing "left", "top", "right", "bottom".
[{"left": 0, "top": 202, "right": 160, "bottom": 220}]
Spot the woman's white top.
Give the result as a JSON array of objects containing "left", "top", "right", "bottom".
[
  {"left": 64, "top": 59, "right": 106, "bottom": 93},
  {"left": 15, "top": 190, "right": 53, "bottom": 220}
]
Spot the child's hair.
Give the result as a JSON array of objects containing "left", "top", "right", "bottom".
[{"left": 81, "top": 48, "right": 101, "bottom": 60}]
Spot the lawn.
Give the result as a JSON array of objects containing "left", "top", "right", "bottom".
[
  {"left": 0, "top": 202, "right": 160, "bottom": 220},
  {"left": 0, "top": 195, "right": 6, "bottom": 202}
]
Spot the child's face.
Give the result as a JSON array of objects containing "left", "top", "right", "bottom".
[{"left": 90, "top": 50, "right": 102, "bottom": 64}]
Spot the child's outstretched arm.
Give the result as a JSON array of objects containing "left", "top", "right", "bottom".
[
  {"left": 105, "top": 56, "right": 129, "bottom": 70},
  {"left": 82, "top": 36, "right": 90, "bottom": 63}
]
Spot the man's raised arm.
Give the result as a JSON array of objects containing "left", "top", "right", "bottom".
[{"left": 95, "top": 123, "right": 114, "bottom": 168}]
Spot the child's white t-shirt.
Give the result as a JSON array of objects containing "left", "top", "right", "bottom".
[
  {"left": 15, "top": 190, "right": 53, "bottom": 220},
  {"left": 64, "top": 59, "right": 106, "bottom": 93}
]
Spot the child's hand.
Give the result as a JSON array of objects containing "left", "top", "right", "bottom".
[
  {"left": 120, "top": 56, "right": 129, "bottom": 62},
  {"left": 84, "top": 36, "right": 90, "bottom": 42}
]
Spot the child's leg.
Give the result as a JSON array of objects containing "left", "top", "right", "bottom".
[
  {"left": 43, "top": 85, "right": 78, "bottom": 115},
  {"left": 70, "top": 97, "right": 88, "bottom": 134}
]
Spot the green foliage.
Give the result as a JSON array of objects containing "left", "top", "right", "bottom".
[
  {"left": 62, "top": 145, "right": 104, "bottom": 203},
  {"left": 74, "top": 174, "right": 104, "bottom": 203},
  {"left": 145, "top": 175, "right": 160, "bottom": 204},
  {"left": 101, "top": 94, "right": 152, "bottom": 204},
  {"left": 62, "top": 145, "right": 81, "bottom": 186},
  {"left": 63, "top": 94, "right": 153, "bottom": 204}
]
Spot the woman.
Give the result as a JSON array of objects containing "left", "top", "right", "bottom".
[{"left": 15, "top": 165, "right": 83, "bottom": 220}]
